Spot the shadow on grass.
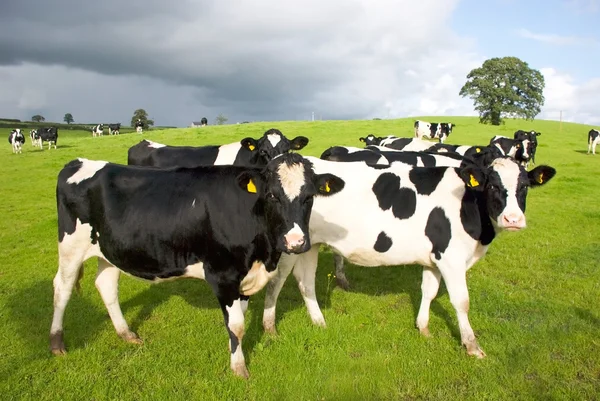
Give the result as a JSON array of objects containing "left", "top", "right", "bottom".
[{"left": 573, "top": 150, "right": 593, "bottom": 154}]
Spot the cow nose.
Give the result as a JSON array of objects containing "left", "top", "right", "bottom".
[
  {"left": 285, "top": 234, "right": 305, "bottom": 252},
  {"left": 502, "top": 214, "right": 526, "bottom": 228}
]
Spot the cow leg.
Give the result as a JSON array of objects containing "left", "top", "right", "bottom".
[
  {"left": 263, "top": 254, "right": 300, "bottom": 334},
  {"left": 416, "top": 266, "right": 442, "bottom": 337},
  {"left": 437, "top": 262, "right": 485, "bottom": 358},
  {"left": 333, "top": 252, "right": 350, "bottom": 290},
  {"left": 215, "top": 292, "right": 249, "bottom": 379},
  {"left": 95, "top": 258, "right": 141, "bottom": 344},
  {"left": 291, "top": 246, "right": 325, "bottom": 327}
]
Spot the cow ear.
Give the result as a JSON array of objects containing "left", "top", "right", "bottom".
[
  {"left": 290, "top": 136, "right": 309, "bottom": 150},
  {"left": 528, "top": 165, "right": 556, "bottom": 187},
  {"left": 237, "top": 171, "right": 262, "bottom": 194},
  {"left": 535, "top": 132, "right": 542, "bottom": 136},
  {"left": 459, "top": 165, "right": 486, "bottom": 191},
  {"left": 240, "top": 137, "right": 258, "bottom": 152},
  {"left": 314, "top": 173, "right": 345, "bottom": 196},
  {"left": 359, "top": 137, "right": 366, "bottom": 143}
]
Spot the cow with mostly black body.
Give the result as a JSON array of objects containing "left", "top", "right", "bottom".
[
  {"left": 108, "top": 123, "right": 121, "bottom": 135},
  {"left": 588, "top": 129, "right": 599, "bottom": 155},
  {"left": 51, "top": 153, "right": 345, "bottom": 378},
  {"left": 127, "top": 128, "right": 309, "bottom": 168},
  {"left": 92, "top": 124, "right": 104, "bottom": 137},
  {"left": 262, "top": 156, "right": 556, "bottom": 358},
  {"left": 514, "top": 130, "right": 541, "bottom": 164},
  {"left": 489, "top": 135, "right": 530, "bottom": 167},
  {"left": 8, "top": 129, "right": 25, "bottom": 154},
  {"left": 37, "top": 127, "right": 58, "bottom": 150},
  {"left": 200, "top": 117, "right": 208, "bottom": 126},
  {"left": 359, "top": 134, "right": 384, "bottom": 146}
]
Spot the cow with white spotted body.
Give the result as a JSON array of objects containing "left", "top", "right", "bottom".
[
  {"left": 51, "top": 153, "right": 345, "bottom": 379},
  {"left": 414, "top": 120, "right": 455, "bottom": 143},
  {"left": 127, "top": 128, "right": 309, "bottom": 168},
  {"left": 375, "top": 136, "right": 440, "bottom": 152},
  {"left": 514, "top": 130, "right": 541, "bottom": 164},
  {"left": 92, "top": 124, "right": 104, "bottom": 137},
  {"left": 489, "top": 135, "right": 530, "bottom": 167},
  {"left": 588, "top": 129, "right": 599, "bottom": 155},
  {"left": 30, "top": 129, "right": 39, "bottom": 147},
  {"left": 262, "top": 156, "right": 556, "bottom": 358},
  {"left": 8, "top": 129, "right": 25, "bottom": 154},
  {"left": 359, "top": 134, "right": 384, "bottom": 146},
  {"left": 135, "top": 119, "right": 144, "bottom": 134}
]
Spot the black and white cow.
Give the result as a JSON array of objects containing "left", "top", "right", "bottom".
[
  {"left": 30, "top": 129, "right": 39, "bottom": 147},
  {"left": 320, "top": 146, "right": 466, "bottom": 168},
  {"left": 92, "top": 124, "right": 104, "bottom": 137},
  {"left": 489, "top": 135, "right": 530, "bottom": 167},
  {"left": 37, "top": 127, "right": 58, "bottom": 150},
  {"left": 587, "top": 129, "right": 599, "bottom": 155},
  {"left": 414, "top": 121, "right": 454, "bottom": 143},
  {"left": 8, "top": 129, "right": 25, "bottom": 154},
  {"left": 359, "top": 134, "right": 384, "bottom": 146},
  {"left": 108, "top": 123, "right": 121, "bottom": 135},
  {"left": 262, "top": 156, "right": 556, "bottom": 358},
  {"left": 514, "top": 130, "right": 541, "bottom": 164},
  {"left": 127, "top": 129, "right": 309, "bottom": 168},
  {"left": 51, "top": 153, "right": 345, "bottom": 379},
  {"left": 376, "top": 136, "right": 439, "bottom": 152},
  {"left": 200, "top": 117, "right": 208, "bottom": 126},
  {"left": 134, "top": 119, "right": 144, "bottom": 134}
]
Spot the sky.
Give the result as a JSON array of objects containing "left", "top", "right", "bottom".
[{"left": 0, "top": 0, "right": 599, "bottom": 127}]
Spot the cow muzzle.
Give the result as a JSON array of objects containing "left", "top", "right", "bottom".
[
  {"left": 501, "top": 213, "right": 526, "bottom": 231},
  {"left": 283, "top": 223, "right": 307, "bottom": 253}
]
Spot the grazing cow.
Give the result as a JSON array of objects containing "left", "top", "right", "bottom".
[
  {"left": 135, "top": 119, "right": 144, "bottom": 134},
  {"left": 414, "top": 121, "right": 455, "bottom": 143},
  {"left": 108, "top": 123, "right": 121, "bottom": 135},
  {"left": 30, "top": 129, "right": 39, "bottom": 147},
  {"left": 262, "top": 156, "right": 556, "bottom": 358},
  {"left": 8, "top": 129, "right": 25, "bottom": 154},
  {"left": 92, "top": 124, "right": 104, "bottom": 137},
  {"left": 127, "top": 128, "right": 309, "bottom": 168},
  {"left": 37, "top": 127, "right": 58, "bottom": 150},
  {"left": 359, "top": 134, "right": 384, "bottom": 146},
  {"left": 514, "top": 130, "right": 541, "bottom": 164},
  {"left": 588, "top": 129, "right": 600, "bottom": 155},
  {"left": 200, "top": 117, "right": 208, "bottom": 126},
  {"left": 489, "top": 135, "right": 530, "bottom": 167},
  {"left": 50, "top": 153, "right": 345, "bottom": 378}
]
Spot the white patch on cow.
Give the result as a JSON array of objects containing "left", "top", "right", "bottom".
[
  {"left": 491, "top": 158, "right": 526, "bottom": 230},
  {"left": 66, "top": 159, "right": 108, "bottom": 184},
  {"left": 214, "top": 142, "right": 242, "bottom": 165},
  {"left": 267, "top": 134, "right": 282, "bottom": 148},
  {"left": 136, "top": 126, "right": 143, "bottom": 134},
  {"left": 277, "top": 162, "right": 306, "bottom": 201},
  {"left": 375, "top": 155, "right": 388, "bottom": 165},
  {"left": 191, "top": 199, "right": 196, "bottom": 208},
  {"left": 147, "top": 140, "right": 166, "bottom": 149},
  {"left": 183, "top": 261, "right": 205, "bottom": 279},
  {"left": 284, "top": 222, "right": 305, "bottom": 249},
  {"left": 239, "top": 261, "right": 276, "bottom": 296}
]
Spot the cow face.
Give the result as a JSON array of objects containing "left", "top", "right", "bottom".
[
  {"left": 241, "top": 129, "right": 309, "bottom": 165},
  {"left": 237, "top": 153, "right": 344, "bottom": 254},
  {"left": 359, "top": 134, "right": 383, "bottom": 146},
  {"left": 460, "top": 158, "right": 556, "bottom": 232}
]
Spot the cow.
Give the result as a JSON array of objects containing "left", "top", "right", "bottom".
[
  {"left": 414, "top": 121, "right": 454, "bottom": 143},
  {"left": 30, "top": 129, "right": 39, "bottom": 147},
  {"left": 514, "top": 130, "right": 541, "bottom": 164},
  {"left": 321, "top": 146, "right": 466, "bottom": 168},
  {"left": 37, "top": 127, "right": 58, "bottom": 150},
  {"left": 8, "top": 129, "right": 25, "bottom": 154},
  {"left": 50, "top": 153, "right": 345, "bottom": 379},
  {"left": 359, "top": 134, "right": 384, "bottom": 146},
  {"left": 135, "top": 119, "right": 144, "bottom": 134},
  {"left": 92, "top": 124, "right": 104, "bottom": 137},
  {"left": 262, "top": 156, "right": 556, "bottom": 359},
  {"left": 108, "top": 123, "right": 121, "bottom": 135},
  {"left": 489, "top": 135, "right": 530, "bottom": 167},
  {"left": 200, "top": 117, "right": 208, "bottom": 126},
  {"left": 376, "top": 136, "right": 443, "bottom": 152},
  {"left": 588, "top": 129, "right": 600, "bottom": 155},
  {"left": 127, "top": 128, "right": 309, "bottom": 168}
]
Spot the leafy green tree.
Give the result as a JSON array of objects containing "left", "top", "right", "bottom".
[
  {"left": 459, "top": 57, "right": 545, "bottom": 125},
  {"left": 63, "top": 113, "right": 74, "bottom": 124},
  {"left": 215, "top": 113, "right": 228, "bottom": 125},
  {"left": 31, "top": 114, "right": 45, "bottom": 122},
  {"left": 131, "top": 109, "right": 154, "bottom": 128}
]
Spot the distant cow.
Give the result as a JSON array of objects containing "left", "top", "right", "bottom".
[
  {"left": 489, "top": 135, "right": 530, "bottom": 167},
  {"left": 134, "top": 119, "right": 144, "bottom": 134},
  {"left": 30, "top": 129, "right": 39, "bottom": 147},
  {"left": 127, "top": 128, "right": 309, "bottom": 168},
  {"left": 514, "top": 130, "right": 541, "bottom": 164},
  {"left": 377, "top": 136, "right": 440, "bottom": 152},
  {"left": 201, "top": 117, "right": 208, "bottom": 126},
  {"left": 51, "top": 153, "right": 344, "bottom": 378},
  {"left": 108, "top": 123, "right": 121, "bottom": 135},
  {"left": 588, "top": 129, "right": 600, "bottom": 155},
  {"left": 414, "top": 120, "right": 454, "bottom": 143},
  {"left": 37, "top": 127, "right": 58, "bottom": 150},
  {"left": 92, "top": 124, "right": 104, "bottom": 137},
  {"left": 8, "top": 129, "right": 25, "bottom": 154},
  {"left": 359, "top": 134, "right": 384, "bottom": 146}
]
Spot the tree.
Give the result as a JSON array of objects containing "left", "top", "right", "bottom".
[
  {"left": 215, "top": 113, "right": 228, "bottom": 125},
  {"left": 31, "top": 115, "right": 45, "bottom": 122},
  {"left": 63, "top": 113, "right": 74, "bottom": 124},
  {"left": 459, "top": 57, "right": 545, "bottom": 125},
  {"left": 131, "top": 109, "right": 154, "bottom": 128}
]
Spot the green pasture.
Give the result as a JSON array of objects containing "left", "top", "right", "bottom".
[{"left": 0, "top": 117, "right": 598, "bottom": 400}]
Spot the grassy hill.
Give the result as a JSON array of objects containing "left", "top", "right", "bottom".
[{"left": 1, "top": 117, "right": 598, "bottom": 400}]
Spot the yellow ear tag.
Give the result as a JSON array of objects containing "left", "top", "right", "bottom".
[
  {"left": 247, "top": 179, "right": 257, "bottom": 193},
  {"left": 248, "top": 144, "right": 255, "bottom": 151},
  {"left": 320, "top": 181, "right": 331, "bottom": 193},
  {"left": 537, "top": 173, "right": 544, "bottom": 184},
  {"left": 476, "top": 148, "right": 481, "bottom": 153},
  {"left": 469, "top": 174, "right": 479, "bottom": 187}
]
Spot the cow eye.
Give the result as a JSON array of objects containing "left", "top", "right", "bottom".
[{"left": 266, "top": 193, "right": 278, "bottom": 201}]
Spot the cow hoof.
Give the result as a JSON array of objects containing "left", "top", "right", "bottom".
[
  {"left": 119, "top": 331, "right": 143, "bottom": 344},
  {"left": 51, "top": 347, "right": 67, "bottom": 356},
  {"left": 466, "top": 344, "right": 486, "bottom": 359},
  {"left": 419, "top": 327, "right": 432, "bottom": 337},
  {"left": 50, "top": 331, "right": 66, "bottom": 355},
  {"left": 336, "top": 276, "right": 351, "bottom": 291},
  {"left": 263, "top": 322, "right": 278, "bottom": 336},
  {"left": 232, "top": 364, "right": 250, "bottom": 379},
  {"left": 312, "top": 318, "right": 327, "bottom": 328}
]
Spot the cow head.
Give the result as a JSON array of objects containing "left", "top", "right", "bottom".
[
  {"left": 359, "top": 134, "right": 384, "bottom": 146},
  {"left": 240, "top": 129, "right": 309, "bottom": 165},
  {"left": 460, "top": 157, "right": 556, "bottom": 232},
  {"left": 237, "top": 153, "right": 344, "bottom": 254}
]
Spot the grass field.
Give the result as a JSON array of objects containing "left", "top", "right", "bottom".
[{"left": 1, "top": 117, "right": 599, "bottom": 400}]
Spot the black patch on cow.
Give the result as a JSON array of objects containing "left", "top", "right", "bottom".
[
  {"left": 409, "top": 167, "right": 445, "bottom": 195},
  {"left": 425, "top": 207, "right": 451, "bottom": 260},
  {"left": 372, "top": 173, "right": 417, "bottom": 219},
  {"left": 417, "top": 153, "right": 437, "bottom": 167},
  {"left": 460, "top": 189, "right": 495, "bottom": 245},
  {"left": 373, "top": 231, "right": 393, "bottom": 253}
]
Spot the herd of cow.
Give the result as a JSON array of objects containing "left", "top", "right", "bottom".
[
  {"left": 7, "top": 127, "right": 59, "bottom": 153},
  {"left": 91, "top": 119, "right": 145, "bottom": 137},
  {"left": 49, "top": 123, "right": 558, "bottom": 379}
]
